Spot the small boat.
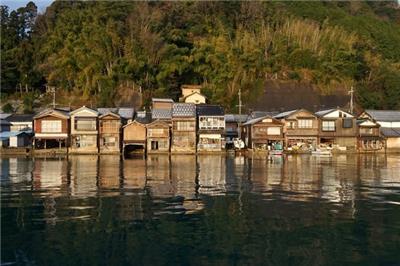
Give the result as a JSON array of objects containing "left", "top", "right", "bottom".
[
  {"left": 311, "top": 149, "right": 332, "bottom": 156},
  {"left": 269, "top": 150, "right": 283, "bottom": 155}
]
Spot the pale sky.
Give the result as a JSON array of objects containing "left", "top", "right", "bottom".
[{"left": 1, "top": 0, "right": 53, "bottom": 13}]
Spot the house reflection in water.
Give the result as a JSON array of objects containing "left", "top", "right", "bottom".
[
  {"left": 32, "top": 157, "right": 68, "bottom": 191},
  {"left": 198, "top": 155, "right": 226, "bottom": 195},
  {"left": 98, "top": 155, "right": 121, "bottom": 194},
  {"left": 2, "top": 157, "right": 34, "bottom": 184},
  {"left": 69, "top": 155, "right": 98, "bottom": 197},
  {"left": 146, "top": 155, "right": 173, "bottom": 198},
  {"left": 122, "top": 157, "right": 146, "bottom": 190}
]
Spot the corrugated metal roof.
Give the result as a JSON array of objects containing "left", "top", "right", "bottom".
[
  {"left": 0, "top": 113, "right": 11, "bottom": 119},
  {"left": 380, "top": 127, "right": 400, "bottom": 137},
  {"left": 0, "top": 131, "right": 31, "bottom": 138},
  {"left": 365, "top": 110, "right": 400, "bottom": 122},
  {"left": 242, "top": 115, "right": 279, "bottom": 126},
  {"left": 152, "top": 98, "right": 174, "bottom": 103},
  {"left": 172, "top": 103, "right": 196, "bottom": 117},
  {"left": 196, "top": 105, "right": 224, "bottom": 116},
  {"left": 249, "top": 111, "right": 278, "bottom": 119},
  {"left": 225, "top": 114, "right": 248, "bottom": 123},
  {"left": 152, "top": 108, "right": 172, "bottom": 119},
  {"left": 315, "top": 109, "right": 335, "bottom": 117},
  {"left": 118, "top": 108, "right": 134, "bottom": 120}
]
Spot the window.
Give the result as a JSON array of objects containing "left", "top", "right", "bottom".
[
  {"left": 360, "top": 128, "right": 373, "bottom": 134},
  {"left": 74, "top": 135, "right": 96, "bottom": 148},
  {"left": 103, "top": 136, "right": 117, "bottom": 147},
  {"left": 75, "top": 118, "right": 96, "bottom": 131},
  {"left": 322, "top": 121, "right": 335, "bottom": 131},
  {"left": 286, "top": 121, "right": 295, "bottom": 129},
  {"left": 267, "top": 127, "right": 281, "bottom": 135},
  {"left": 342, "top": 118, "right": 353, "bottom": 128},
  {"left": 41, "top": 120, "right": 61, "bottom": 133},
  {"left": 101, "top": 120, "right": 119, "bottom": 132},
  {"left": 298, "top": 119, "right": 313, "bottom": 129},
  {"left": 149, "top": 128, "right": 165, "bottom": 137},
  {"left": 175, "top": 121, "right": 195, "bottom": 131}
]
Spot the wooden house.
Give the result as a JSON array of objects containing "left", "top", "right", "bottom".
[
  {"left": 146, "top": 120, "right": 170, "bottom": 153},
  {"left": 171, "top": 103, "right": 196, "bottom": 153},
  {"left": 315, "top": 108, "right": 357, "bottom": 150},
  {"left": 359, "top": 110, "right": 400, "bottom": 152},
  {"left": 98, "top": 111, "right": 121, "bottom": 154},
  {"left": 6, "top": 114, "right": 34, "bottom": 132},
  {"left": 122, "top": 111, "right": 151, "bottom": 153},
  {"left": 152, "top": 98, "right": 174, "bottom": 110},
  {"left": 356, "top": 118, "right": 385, "bottom": 152},
  {"left": 33, "top": 108, "right": 70, "bottom": 150},
  {"left": 69, "top": 106, "right": 99, "bottom": 154},
  {"left": 274, "top": 109, "right": 319, "bottom": 151},
  {"left": 241, "top": 115, "right": 284, "bottom": 151},
  {"left": 197, "top": 105, "right": 225, "bottom": 152},
  {"left": 0, "top": 131, "right": 32, "bottom": 147}
]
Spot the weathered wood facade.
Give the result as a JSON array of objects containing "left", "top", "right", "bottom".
[
  {"left": 171, "top": 103, "right": 196, "bottom": 153},
  {"left": 197, "top": 105, "right": 225, "bottom": 152},
  {"left": 123, "top": 121, "right": 147, "bottom": 153},
  {"left": 146, "top": 120, "right": 170, "bottom": 153},
  {"left": 33, "top": 108, "right": 70, "bottom": 150},
  {"left": 241, "top": 116, "right": 284, "bottom": 151},
  {"left": 357, "top": 118, "right": 385, "bottom": 152},
  {"left": 69, "top": 106, "right": 99, "bottom": 154},
  {"left": 98, "top": 112, "right": 121, "bottom": 154},
  {"left": 274, "top": 109, "right": 319, "bottom": 151},
  {"left": 316, "top": 109, "right": 357, "bottom": 149}
]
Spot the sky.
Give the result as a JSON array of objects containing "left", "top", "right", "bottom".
[{"left": 1, "top": 0, "right": 53, "bottom": 12}]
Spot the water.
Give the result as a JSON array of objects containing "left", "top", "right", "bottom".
[{"left": 1, "top": 154, "right": 400, "bottom": 265}]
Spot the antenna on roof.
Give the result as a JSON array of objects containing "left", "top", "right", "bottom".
[{"left": 348, "top": 86, "right": 354, "bottom": 114}]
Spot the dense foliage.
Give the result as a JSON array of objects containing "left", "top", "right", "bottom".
[{"left": 1, "top": 1, "right": 400, "bottom": 110}]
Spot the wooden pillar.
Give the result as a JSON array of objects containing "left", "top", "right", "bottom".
[{"left": 59, "top": 139, "right": 61, "bottom": 149}]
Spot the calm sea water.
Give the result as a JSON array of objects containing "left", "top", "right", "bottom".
[{"left": 1, "top": 154, "right": 400, "bottom": 265}]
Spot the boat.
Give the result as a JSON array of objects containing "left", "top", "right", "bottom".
[
  {"left": 311, "top": 149, "right": 332, "bottom": 156},
  {"left": 269, "top": 150, "right": 283, "bottom": 155}
]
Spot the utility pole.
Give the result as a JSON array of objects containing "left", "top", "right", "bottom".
[
  {"left": 236, "top": 88, "right": 244, "bottom": 115},
  {"left": 349, "top": 86, "right": 354, "bottom": 114}
]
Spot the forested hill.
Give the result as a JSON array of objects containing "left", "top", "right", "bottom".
[{"left": 1, "top": 1, "right": 400, "bottom": 113}]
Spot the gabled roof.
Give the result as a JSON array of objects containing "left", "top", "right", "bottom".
[
  {"left": 357, "top": 119, "right": 379, "bottom": 127},
  {"left": 123, "top": 120, "right": 146, "bottom": 128},
  {"left": 242, "top": 115, "right": 282, "bottom": 126},
  {"left": 364, "top": 110, "right": 400, "bottom": 122},
  {"left": 172, "top": 103, "right": 196, "bottom": 117},
  {"left": 315, "top": 108, "right": 353, "bottom": 118},
  {"left": 380, "top": 127, "right": 400, "bottom": 137},
  {"left": 146, "top": 119, "right": 170, "bottom": 127},
  {"left": 6, "top": 114, "right": 35, "bottom": 122},
  {"left": 118, "top": 108, "right": 134, "bottom": 120},
  {"left": 152, "top": 98, "right": 174, "bottom": 103},
  {"left": 196, "top": 104, "right": 224, "bottom": 116},
  {"left": 99, "top": 111, "right": 120, "bottom": 119},
  {"left": 249, "top": 111, "right": 279, "bottom": 119},
  {"left": 225, "top": 114, "right": 248, "bottom": 123},
  {"left": 273, "top": 109, "right": 299, "bottom": 119},
  {"left": 184, "top": 91, "right": 206, "bottom": 100},
  {"left": 34, "top": 108, "right": 70, "bottom": 119},
  {"left": 0, "top": 119, "right": 11, "bottom": 126},
  {"left": 0, "top": 113, "right": 11, "bottom": 119},
  {"left": 70, "top": 106, "right": 98, "bottom": 116},
  {"left": 97, "top": 108, "right": 118, "bottom": 115},
  {"left": 152, "top": 108, "right": 172, "bottom": 120}
]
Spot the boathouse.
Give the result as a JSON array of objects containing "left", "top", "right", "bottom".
[
  {"left": 197, "top": 105, "right": 225, "bottom": 152},
  {"left": 69, "top": 106, "right": 99, "bottom": 154},
  {"left": 33, "top": 108, "right": 69, "bottom": 150},
  {"left": 274, "top": 109, "right": 319, "bottom": 151},
  {"left": 98, "top": 110, "right": 121, "bottom": 154},
  {"left": 122, "top": 111, "right": 151, "bottom": 154},
  {"left": 315, "top": 108, "right": 357, "bottom": 150},
  {"left": 146, "top": 120, "right": 170, "bottom": 153},
  {"left": 224, "top": 114, "right": 248, "bottom": 148},
  {"left": 171, "top": 103, "right": 196, "bottom": 153},
  {"left": 241, "top": 115, "right": 284, "bottom": 151},
  {"left": 356, "top": 117, "right": 385, "bottom": 152}
]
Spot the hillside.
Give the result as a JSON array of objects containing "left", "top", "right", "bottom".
[{"left": 1, "top": 1, "right": 400, "bottom": 113}]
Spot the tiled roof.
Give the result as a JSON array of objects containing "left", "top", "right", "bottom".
[
  {"left": 225, "top": 114, "right": 248, "bottom": 123},
  {"left": 249, "top": 111, "right": 278, "bottom": 119},
  {"left": 273, "top": 109, "right": 299, "bottom": 119},
  {"left": 5, "top": 114, "right": 34, "bottom": 122},
  {"left": 0, "top": 113, "right": 11, "bottom": 119},
  {"left": 196, "top": 105, "right": 224, "bottom": 116},
  {"left": 365, "top": 110, "right": 400, "bottom": 122},
  {"left": 34, "top": 108, "right": 70, "bottom": 119},
  {"left": 134, "top": 111, "right": 152, "bottom": 124},
  {"left": 172, "top": 103, "right": 196, "bottom": 117},
  {"left": 242, "top": 115, "right": 281, "bottom": 126},
  {"left": 152, "top": 108, "right": 172, "bottom": 120},
  {"left": 315, "top": 109, "right": 335, "bottom": 117},
  {"left": 380, "top": 127, "right": 400, "bottom": 137},
  {"left": 97, "top": 108, "right": 118, "bottom": 115},
  {"left": 118, "top": 108, "right": 134, "bottom": 120}
]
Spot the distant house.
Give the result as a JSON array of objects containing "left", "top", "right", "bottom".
[
  {"left": 356, "top": 117, "right": 385, "bottom": 152},
  {"left": 69, "top": 106, "right": 99, "bottom": 154},
  {"left": 171, "top": 103, "right": 196, "bottom": 153},
  {"left": 123, "top": 111, "right": 151, "bottom": 153},
  {"left": 197, "top": 105, "right": 225, "bottom": 152},
  {"left": 6, "top": 114, "right": 34, "bottom": 132},
  {"left": 224, "top": 114, "right": 248, "bottom": 146},
  {"left": 315, "top": 108, "right": 357, "bottom": 150},
  {"left": 151, "top": 98, "right": 173, "bottom": 125},
  {"left": 179, "top": 85, "right": 207, "bottom": 104},
  {"left": 0, "top": 119, "right": 11, "bottom": 132},
  {"left": 0, "top": 131, "right": 31, "bottom": 148},
  {"left": 359, "top": 110, "right": 400, "bottom": 151},
  {"left": 241, "top": 115, "right": 284, "bottom": 151},
  {"left": 152, "top": 98, "right": 174, "bottom": 110},
  {"left": 274, "top": 109, "right": 319, "bottom": 151},
  {"left": 146, "top": 120, "right": 170, "bottom": 153},
  {"left": 98, "top": 110, "right": 121, "bottom": 154},
  {"left": 33, "top": 108, "right": 70, "bottom": 149}
]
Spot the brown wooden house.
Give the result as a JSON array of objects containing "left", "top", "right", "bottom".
[
  {"left": 33, "top": 108, "right": 70, "bottom": 150},
  {"left": 146, "top": 120, "right": 170, "bottom": 153},
  {"left": 69, "top": 106, "right": 99, "bottom": 154},
  {"left": 356, "top": 118, "right": 385, "bottom": 152},
  {"left": 315, "top": 108, "right": 357, "bottom": 150},
  {"left": 241, "top": 115, "right": 284, "bottom": 151},
  {"left": 98, "top": 111, "right": 121, "bottom": 154},
  {"left": 171, "top": 103, "right": 196, "bottom": 153},
  {"left": 274, "top": 109, "right": 319, "bottom": 151}
]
